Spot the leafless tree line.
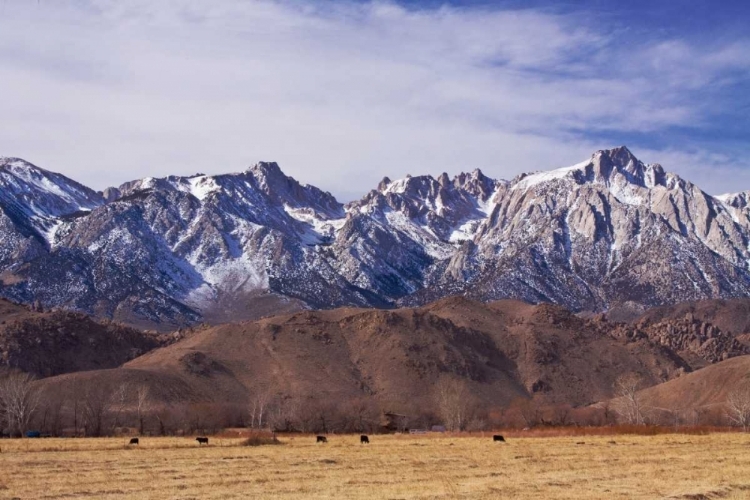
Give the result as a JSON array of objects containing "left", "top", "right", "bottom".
[
  {"left": 0, "top": 374, "right": 390, "bottom": 437},
  {"left": 0, "top": 374, "right": 154, "bottom": 437},
  {"left": 429, "top": 372, "right": 750, "bottom": 431},
  {"left": 2, "top": 370, "right": 750, "bottom": 437},
  {"left": 247, "top": 391, "right": 383, "bottom": 434}
]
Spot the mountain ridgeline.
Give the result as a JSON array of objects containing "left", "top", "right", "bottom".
[
  {"left": 2, "top": 147, "right": 750, "bottom": 327},
  {"left": 23, "top": 296, "right": 750, "bottom": 413}
]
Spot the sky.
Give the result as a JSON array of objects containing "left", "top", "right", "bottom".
[{"left": 0, "top": 0, "right": 749, "bottom": 201}]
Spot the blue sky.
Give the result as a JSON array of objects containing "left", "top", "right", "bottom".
[{"left": 0, "top": 0, "right": 748, "bottom": 200}]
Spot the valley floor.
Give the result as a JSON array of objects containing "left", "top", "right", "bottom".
[{"left": 0, "top": 434, "right": 749, "bottom": 499}]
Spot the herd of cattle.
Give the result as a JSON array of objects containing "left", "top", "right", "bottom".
[
  {"left": 4, "top": 433, "right": 507, "bottom": 445},
  {"left": 125, "top": 434, "right": 506, "bottom": 446}
]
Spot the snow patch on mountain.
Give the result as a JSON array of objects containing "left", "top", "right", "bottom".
[
  {"left": 512, "top": 159, "right": 591, "bottom": 191},
  {"left": 283, "top": 205, "right": 346, "bottom": 245},
  {"left": 186, "top": 176, "right": 220, "bottom": 201}
]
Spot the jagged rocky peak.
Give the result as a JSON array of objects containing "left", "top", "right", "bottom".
[
  {"left": 510, "top": 146, "right": 671, "bottom": 193},
  {"left": 716, "top": 191, "right": 750, "bottom": 210},
  {"left": 377, "top": 176, "right": 392, "bottom": 191},
  {"left": 453, "top": 168, "right": 499, "bottom": 200},
  {"left": 381, "top": 174, "right": 441, "bottom": 197},
  {"left": 590, "top": 146, "right": 666, "bottom": 188},
  {"left": 371, "top": 168, "right": 499, "bottom": 204},
  {"left": 107, "top": 161, "right": 343, "bottom": 218},
  {"left": 247, "top": 160, "right": 285, "bottom": 184},
  {"left": 351, "top": 173, "right": 442, "bottom": 219},
  {"left": 347, "top": 168, "right": 503, "bottom": 244},
  {"left": 247, "top": 161, "right": 343, "bottom": 217}
]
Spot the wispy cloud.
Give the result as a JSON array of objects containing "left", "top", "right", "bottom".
[{"left": 0, "top": 0, "right": 748, "bottom": 198}]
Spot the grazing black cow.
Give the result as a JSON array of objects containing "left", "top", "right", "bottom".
[
  {"left": 129, "top": 438, "right": 139, "bottom": 445},
  {"left": 196, "top": 437, "right": 209, "bottom": 445},
  {"left": 316, "top": 435, "right": 328, "bottom": 443},
  {"left": 360, "top": 435, "right": 369, "bottom": 444},
  {"left": 493, "top": 435, "right": 505, "bottom": 442}
]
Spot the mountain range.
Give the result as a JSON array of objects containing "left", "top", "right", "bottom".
[{"left": 3, "top": 146, "right": 750, "bottom": 327}]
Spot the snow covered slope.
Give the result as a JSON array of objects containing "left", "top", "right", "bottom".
[
  {"left": 2, "top": 147, "right": 750, "bottom": 326},
  {"left": 0, "top": 157, "right": 103, "bottom": 242},
  {"left": 0, "top": 157, "right": 104, "bottom": 270}
]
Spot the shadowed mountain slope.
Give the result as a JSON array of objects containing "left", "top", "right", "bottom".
[{"left": 0, "top": 299, "right": 169, "bottom": 378}]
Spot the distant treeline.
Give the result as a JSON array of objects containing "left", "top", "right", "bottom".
[{"left": 0, "top": 372, "right": 746, "bottom": 437}]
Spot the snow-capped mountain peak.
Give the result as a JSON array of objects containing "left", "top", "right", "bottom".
[
  {"left": 508, "top": 147, "right": 682, "bottom": 214},
  {"left": 3, "top": 147, "right": 750, "bottom": 327},
  {"left": 0, "top": 157, "right": 104, "bottom": 244},
  {"left": 246, "top": 162, "right": 344, "bottom": 219},
  {"left": 0, "top": 157, "right": 103, "bottom": 214}
]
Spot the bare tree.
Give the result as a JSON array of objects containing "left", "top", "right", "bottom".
[
  {"left": 302, "top": 399, "right": 339, "bottom": 434},
  {"left": 154, "top": 404, "right": 179, "bottom": 436},
  {"left": 81, "top": 383, "right": 114, "bottom": 437},
  {"left": 65, "top": 380, "right": 85, "bottom": 437},
  {"left": 546, "top": 403, "right": 573, "bottom": 426},
  {"left": 612, "top": 373, "right": 646, "bottom": 425},
  {"left": 514, "top": 397, "right": 543, "bottom": 428},
  {"left": 344, "top": 397, "right": 380, "bottom": 433},
  {"left": 600, "top": 400, "right": 615, "bottom": 426},
  {"left": 266, "top": 392, "right": 305, "bottom": 433},
  {"left": 248, "top": 388, "right": 272, "bottom": 430},
  {"left": 112, "top": 383, "right": 129, "bottom": 429},
  {"left": 726, "top": 379, "right": 750, "bottom": 431},
  {"left": 433, "top": 377, "right": 472, "bottom": 431},
  {"left": 35, "top": 387, "right": 66, "bottom": 436},
  {"left": 0, "top": 371, "right": 40, "bottom": 437},
  {"left": 135, "top": 385, "right": 151, "bottom": 435}
]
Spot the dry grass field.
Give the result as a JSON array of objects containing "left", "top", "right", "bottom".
[{"left": 1, "top": 433, "right": 749, "bottom": 499}]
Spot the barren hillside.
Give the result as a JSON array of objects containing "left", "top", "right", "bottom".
[
  {"left": 34, "top": 297, "right": 731, "bottom": 412},
  {"left": 0, "top": 299, "right": 170, "bottom": 377},
  {"left": 635, "top": 355, "right": 750, "bottom": 411}
]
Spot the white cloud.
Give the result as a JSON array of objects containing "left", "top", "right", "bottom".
[{"left": 0, "top": 0, "right": 747, "bottom": 199}]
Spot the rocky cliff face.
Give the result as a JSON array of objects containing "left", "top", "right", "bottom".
[{"left": 2, "top": 148, "right": 750, "bottom": 326}]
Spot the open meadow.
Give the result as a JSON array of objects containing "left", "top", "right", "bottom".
[{"left": 1, "top": 433, "right": 749, "bottom": 499}]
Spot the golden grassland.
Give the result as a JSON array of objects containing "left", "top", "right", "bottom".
[{"left": 1, "top": 433, "right": 749, "bottom": 499}]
